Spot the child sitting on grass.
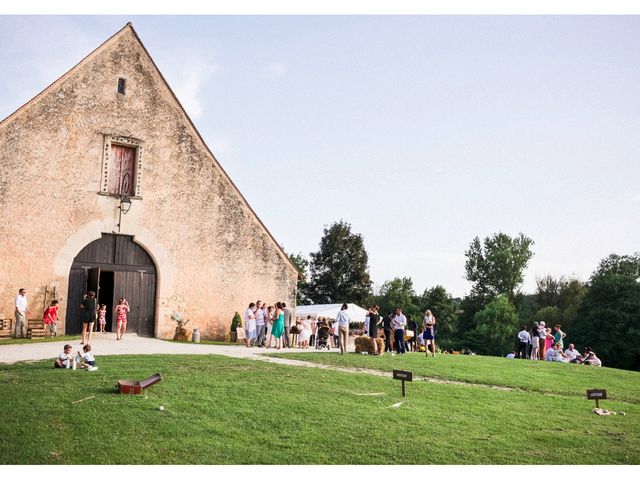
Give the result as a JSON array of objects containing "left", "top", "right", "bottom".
[
  {"left": 76, "top": 344, "right": 98, "bottom": 371},
  {"left": 54, "top": 344, "right": 74, "bottom": 368}
]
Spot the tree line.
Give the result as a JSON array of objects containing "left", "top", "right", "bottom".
[{"left": 289, "top": 221, "right": 640, "bottom": 371}]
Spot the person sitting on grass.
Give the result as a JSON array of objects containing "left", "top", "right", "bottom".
[
  {"left": 505, "top": 351, "right": 516, "bottom": 359},
  {"left": 545, "top": 344, "right": 555, "bottom": 362},
  {"left": 564, "top": 343, "right": 581, "bottom": 362},
  {"left": 54, "top": 344, "right": 74, "bottom": 369},
  {"left": 76, "top": 344, "right": 98, "bottom": 371},
  {"left": 582, "top": 347, "right": 602, "bottom": 367},
  {"left": 551, "top": 343, "right": 569, "bottom": 362}
]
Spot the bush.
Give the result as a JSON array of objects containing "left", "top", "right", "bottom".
[{"left": 230, "top": 312, "right": 242, "bottom": 331}]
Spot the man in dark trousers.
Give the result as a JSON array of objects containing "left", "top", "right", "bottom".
[
  {"left": 382, "top": 311, "right": 394, "bottom": 353},
  {"left": 282, "top": 302, "right": 292, "bottom": 348}
]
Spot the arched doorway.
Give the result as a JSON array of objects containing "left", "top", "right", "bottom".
[{"left": 66, "top": 233, "right": 157, "bottom": 337}]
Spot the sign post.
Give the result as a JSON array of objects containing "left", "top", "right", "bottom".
[
  {"left": 393, "top": 370, "right": 413, "bottom": 397},
  {"left": 586, "top": 389, "right": 607, "bottom": 409}
]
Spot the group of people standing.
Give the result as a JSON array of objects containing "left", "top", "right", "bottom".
[
  {"left": 243, "top": 301, "right": 295, "bottom": 349},
  {"left": 363, "top": 306, "right": 437, "bottom": 357},
  {"left": 11, "top": 288, "right": 130, "bottom": 343}
]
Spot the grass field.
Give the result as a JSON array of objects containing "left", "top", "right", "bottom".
[
  {"left": 1, "top": 353, "right": 639, "bottom": 464},
  {"left": 271, "top": 351, "right": 640, "bottom": 404}
]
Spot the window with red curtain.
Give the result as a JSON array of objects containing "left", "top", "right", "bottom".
[{"left": 108, "top": 145, "right": 137, "bottom": 196}]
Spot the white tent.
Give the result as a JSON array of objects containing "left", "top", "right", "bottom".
[{"left": 295, "top": 303, "right": 369, "bottom": 323}]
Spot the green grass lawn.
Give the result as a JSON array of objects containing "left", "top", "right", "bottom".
[
  {"left": 270, "top": 351, "right": 640, "bottom": 404},
  {"left": 1, "top": 354, "right": 639, "bottom": 464},
  {"left": 0, "top": 335, "right": 81, "bottom": 345}
]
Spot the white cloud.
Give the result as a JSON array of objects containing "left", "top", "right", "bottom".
[
  {"left": 172, "top": 61, "right": 219, "bottom": 119},
  {"left": 264, "top": 62, "right": 287, "bottom": 79}
]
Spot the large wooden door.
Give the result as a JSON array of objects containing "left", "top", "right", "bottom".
[{"left": 66, "top": 234, "right": 156, "bottom": 336}]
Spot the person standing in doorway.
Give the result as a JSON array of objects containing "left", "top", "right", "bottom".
[
  {"left": 80, "top": 291, "right": 98, "bottom": 345},
  {"left": 14, "top": 288, "right": 29, "bottom": 339},
  {"left": 255, "top": 300, "right": 266, "bottom": 347},
  {"left": 392, "top": 307, "right": 407, "bottom": 355},
  {"left": 115, "top": 297, "right": 129, "bottom": 341},
  {"left": 282, "top": 302, "right": 292, "bottom": 348},
  {"left": 335, "top": 303, "right": 351, "bottom": 355}
]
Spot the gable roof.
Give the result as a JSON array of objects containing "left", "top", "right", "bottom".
[{"left": 0, "top": 22, "right": 301, "bottom": 278}]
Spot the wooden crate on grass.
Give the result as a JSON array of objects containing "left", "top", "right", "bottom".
[{"left": 27, "top": 319, "right": 46, "bottom": 339}]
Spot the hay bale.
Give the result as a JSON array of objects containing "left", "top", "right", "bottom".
[{"left": 354, "top": 336, "right": 384, "bottom": 355}]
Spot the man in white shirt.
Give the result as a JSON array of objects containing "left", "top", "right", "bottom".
[
  {"left": 517, "top": 325, "right": 531, "bottom": 359},
  {"left": 14, "top": 288, "right": 29, "bottom": 339},
  {"left": 392, "top": 307, "right": 407, "bottom": 354},
  {"left": 335, "top": 303, "right": 351, "bottom": 355},
  {"left": 564, "top": 344, "right": 581, "bottom": 361},
  {"left": 255, "top": 300, "right": 266, "bottom": 347}
]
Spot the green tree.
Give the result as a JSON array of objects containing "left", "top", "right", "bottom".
[
  {"left": 306, "top": 221, "right": 373, "bottom": 305},
  {"left": 573, "top": 253, "right": 640, "bottom": 371},
  {"left": 288, "top": 252, "right": 310, "bottom": 305},
  {"left": 536, "top": 275, "right": 562, "bottom": 308},
  {"left": 374, "top": 277, "right": 419, "bottom": 317},
  {"left": 464, "top": 232, "right": 535, "bottom": 300},
  {"left": 534, "top": 306, "right": 562, "bottom": 327},
  {"left": 467, "top": 295, "right": 520, "bottom": 356},
  {"left": 514, "top": 292, "right": 539, "bottom": 326},
  {"left": 420, "top": 285, "right": 460, "bottom": 349}
]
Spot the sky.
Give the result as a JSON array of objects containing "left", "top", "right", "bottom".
[{"left": 0, "top": 15, "right": 639, "bottom": 298}]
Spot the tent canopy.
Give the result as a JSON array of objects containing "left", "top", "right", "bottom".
[{"left": 295, "top": 303, "right": 368, "bottom": 323}]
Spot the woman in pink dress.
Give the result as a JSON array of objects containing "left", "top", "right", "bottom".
[{"left": 115, "top": 297, "right": 130, "bottom": 340}]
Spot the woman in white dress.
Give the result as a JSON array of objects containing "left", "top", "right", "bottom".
[
  {"left": 244, "top": 302, "right": 257, "bottom": 347},
  {"left": 298, "top": 316, "right": 312, "bottom": 348}
]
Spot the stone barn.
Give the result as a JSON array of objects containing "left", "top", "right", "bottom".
[{"left": 0, "top": 23, "right": 299, "bottom": 339}]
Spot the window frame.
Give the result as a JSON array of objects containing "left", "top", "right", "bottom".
[{"left": 99, "top": 134, "right": 144, "bottom": 199}]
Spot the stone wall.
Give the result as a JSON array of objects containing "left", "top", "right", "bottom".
[{"left": 0, "top": 25, "right": 298, "bottom": 339}]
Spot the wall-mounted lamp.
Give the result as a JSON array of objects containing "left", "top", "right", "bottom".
[{"left": 116, "top": 172, "right": 132, "bottom": 233}]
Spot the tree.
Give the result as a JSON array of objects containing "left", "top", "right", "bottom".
[
  {"left": 536, "top": 275, "right": 562, "bottom": 308},
  {"left": 420, "top": 285, "right": 460, "bottom": 350},
  {"left": 573, "top": 253, "right": 640, "bottom": 371},
  {"left": 466, "top": 295, "right": 520, "bottom": 356},
  {"left": 288, "top": 252, "right": 310, "bottom": 305},
  {"left": 306, "top": 221, "right": 373, "bottom": 305},
  {"left": 375, "top": 277, "right": 419, "bottom": 317},
  {"left": 534, "top": 306, "right": 562, "bottom": 327},
  {"left": 464, "top": 232, "right": 535, "bottom": 299}
]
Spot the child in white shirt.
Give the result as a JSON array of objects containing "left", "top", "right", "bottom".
[
  {"left": 54, "top": 344, "right": 74, "bottom": 368},
  {"left": 77, "top": 344, "right": 98, "bottom": 371}
]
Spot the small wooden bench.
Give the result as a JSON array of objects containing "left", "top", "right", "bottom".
[
  {"left": 27, "top": 319, "right": 47, "bottom": 339},
  {"left": 0, "top": 319, "right": 12, "bottom": 339}
]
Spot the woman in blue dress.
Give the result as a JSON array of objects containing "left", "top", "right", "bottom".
[
  {"left": 271, "top": 302, "right": 285, "bottom": 349},
  {"left": 422, "top": 309, "right": 436, "bottom": 357}
]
